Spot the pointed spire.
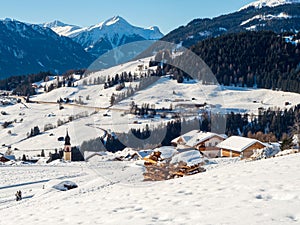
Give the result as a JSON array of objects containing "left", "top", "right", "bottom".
[{"left": 65, "top": 128, "right": 71, "bottom": 146}]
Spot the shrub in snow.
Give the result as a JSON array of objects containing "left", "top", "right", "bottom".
[{"left": 44, "top": 123, "right": 54, "bottom": 131}]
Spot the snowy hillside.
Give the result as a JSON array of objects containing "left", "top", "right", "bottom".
[
  {"left": 240, "top": 0, "right": 300, "bottom": 11},
  {"left": 2, "top": 57, "right": 300, "bottom": 158},
  {"left": 43, "top": 16, "right": 163, "bottom": 57},
  {"left": 0, "top": 153, "right": 299, "bottom": 224}
]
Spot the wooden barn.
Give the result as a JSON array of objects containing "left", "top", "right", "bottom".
[
  {"left": 217, "top": 136, "right": 266, "bottom": 159},
  {"left": 171, "top": 130, "right": 227, "bottom": 158}
]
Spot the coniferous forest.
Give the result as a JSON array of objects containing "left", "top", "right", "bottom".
[
  {"left": 80, "top": 103, "right": 300, "bottom": 152},
  {"left": 191, "top": 31, "right": 300, "bottom": 92}
]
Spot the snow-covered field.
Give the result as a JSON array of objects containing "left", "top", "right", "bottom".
[
  {"left": 2, "top": 57, "right": 300, "bottom": 158},
  {"left": 1, "top": 153, "right": 300, "bottom": 225},
  {"left": 1, "top": 57, "right": 300, "bottom": 224}
]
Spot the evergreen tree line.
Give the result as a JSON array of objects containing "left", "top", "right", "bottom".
[
  {"left": 211, "top": 105, "right": 300, "bottom": 142},
  {"left": 80, "top": 118, "right": 200, "bottom": 153},
  {"left": 80, "top": 104, "right": 300, "bottom": 153},
  {"left": 0, "top": 71, "right": 54, "bottom": 96},
  {"left": 190, "top": 31, "right": 300, "bottom": 93},
  {"left": 27, "top": 126, "right": 40, "bottom": 138},
  {"left": 150, "top": 51, "right": 194, "bottom": 83},
  {"left": 0, "top": 69, "right": 86, "bottom": 96},
  {"left": 111, "top": 76, "right": 161, "bottom": 105}
]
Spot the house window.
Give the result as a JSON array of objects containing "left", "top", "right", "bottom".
[
  {"left": 209, "top": 143, "right": 212, "bottom": 147},
  {"left": 215, "top": 142, "right": 218, "bottom": 146}
]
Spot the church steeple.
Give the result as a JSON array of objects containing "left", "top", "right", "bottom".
[
  {"left": 64, "top": 129, "right": 72, "bottom": 161},
  {"left": 65, "top": 129, "right": 71, "bottom": 146}
]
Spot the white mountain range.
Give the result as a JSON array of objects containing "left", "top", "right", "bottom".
[{"left": 42, "top": 16, "right": 163, "bottom": 57}]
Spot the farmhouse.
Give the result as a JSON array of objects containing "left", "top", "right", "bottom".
[
  {"left": 217, "top": 136, "right": 266, "bottom": 159},
  {"left": 0, "top": 153, "right": 15, "bottom": 162},
  {"left": 172, "top": 130, "right": 226, "bottom": 157},
  {"left": 171, "top": 130, "right": 198, "bottom": 145}
]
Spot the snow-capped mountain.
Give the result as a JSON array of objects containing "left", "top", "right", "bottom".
[
  {"left": 163, "top": 2, "right": 300, "bottom": 47},
  {"left": 240, "top": 0, "right": 300, "bottom": 11},
  {"left": 0, "top": 19, "right": 94, "bottom": 78},
  {"left": 41, "top": 20, "right": 81, "bottom": 36},
  {"left": 44, "top": 16, "right": 163, "bottom": 57}
]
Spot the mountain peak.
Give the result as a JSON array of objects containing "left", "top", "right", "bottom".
[
  {"left": 43, "top": 20, "right": 67, "bottom": 28},
  {"left": 108, "top": 15, "right": 125, "bottom": 23},
  {"left": 95, "top": 15, "right": 129, "bottom": 28},
  {"left": 2, "top": 18, "right": 14, "bottom": 22},
  {"left": 38, "top": 16, "right": 163, "bottom": 57},
  {"left": 42, "top": 20, "right": 79, "bottom": 29},
  {"left": 240, "top": 0, "right": 300, "bottom": 11},
  {"left": 41, "top": 20, "right": 81, "bottom": 36},
  {"left": 105, "top": 15, "right": 124, "bottom": 25}
]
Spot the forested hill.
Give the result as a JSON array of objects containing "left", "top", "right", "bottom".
[
  {"left": 162, "top": 4, "right": 300, "bottom": 47},
  {"left": 190, "top": 31, "right": 300, "bottom": 92}
]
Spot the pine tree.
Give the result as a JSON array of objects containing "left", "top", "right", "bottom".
[{"left": 110, "top": 94, "right": 115, "bottom": 106}]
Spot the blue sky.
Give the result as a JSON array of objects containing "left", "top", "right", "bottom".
[{"left": 0, "top": 0, "right": 254, "bottom": 34}]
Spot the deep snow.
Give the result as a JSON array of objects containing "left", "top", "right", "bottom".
[{"left": 0, "top": 153, "right": 300, "bottom": 225}]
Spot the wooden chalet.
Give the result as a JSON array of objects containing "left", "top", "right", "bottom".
[
  {"left": 171, "top": 130, "right": 226, "bottom": 158},
  {"left": 217, "top": 136, "right": 266, "bottom": 159}
]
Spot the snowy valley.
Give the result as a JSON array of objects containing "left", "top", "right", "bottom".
[
  {"left": 2, "top": 0, "right": 300, "bottom": 224},
  {"left": 1, "top": 57, "right": 300, "bottom": 159}
]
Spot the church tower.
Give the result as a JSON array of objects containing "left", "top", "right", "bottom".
[{"left": 64, "top": 129, "right": 72, "bottom": 161}]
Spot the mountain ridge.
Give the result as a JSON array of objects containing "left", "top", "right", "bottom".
[
  {"left": 0, "top": 19, "right": 94, "bottom": 78},
  {"left": 162, "top": 3, "right": 300, "bottom": 47},
  {"left": 42, "top": 16, "right": 163, "bottom": 57},
  {"left": 240, "top": 0, "right": 300, "bottom": 11}
]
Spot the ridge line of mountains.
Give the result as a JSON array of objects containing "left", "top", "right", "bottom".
[
  {"left": 1, "top": 0, "right": 300, "bottom": 79},
  {"left": 0, "top": 16, "right": 163, "bottom": 78}
]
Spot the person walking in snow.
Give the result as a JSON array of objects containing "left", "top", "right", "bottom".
[
  {"left": 15, "top": 191, "right": 20, "bottom": 201},
  {"left": 15, "top": 190, "right": 22, "bottom": 201},
  {"left": 18, "top": 190, "right": 22, "bottom": 200}
]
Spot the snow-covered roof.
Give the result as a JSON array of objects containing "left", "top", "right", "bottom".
[
  {"left": 171, "top": 130, "right": 199, "bottom": 144},
  {"left": 186, "top": 132, "right": 226, "bottom": 147},
  {"left": 170, "top": 150, "right": 203, "bottom": 166},
  {"left": 4, "top": 155, "right": 16, "bottom": 161},
  {"left": 217, "top": 136, "right": 266, "bottom": 153},
  {"left": 172, "top": 130, "right": 226, "bottom": 147},
  {"left": 152, "top": 146, "right": 178, "bottom": 159},
  {"left": 0, "top": 154, "right": 16, "bottom": 161}
]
